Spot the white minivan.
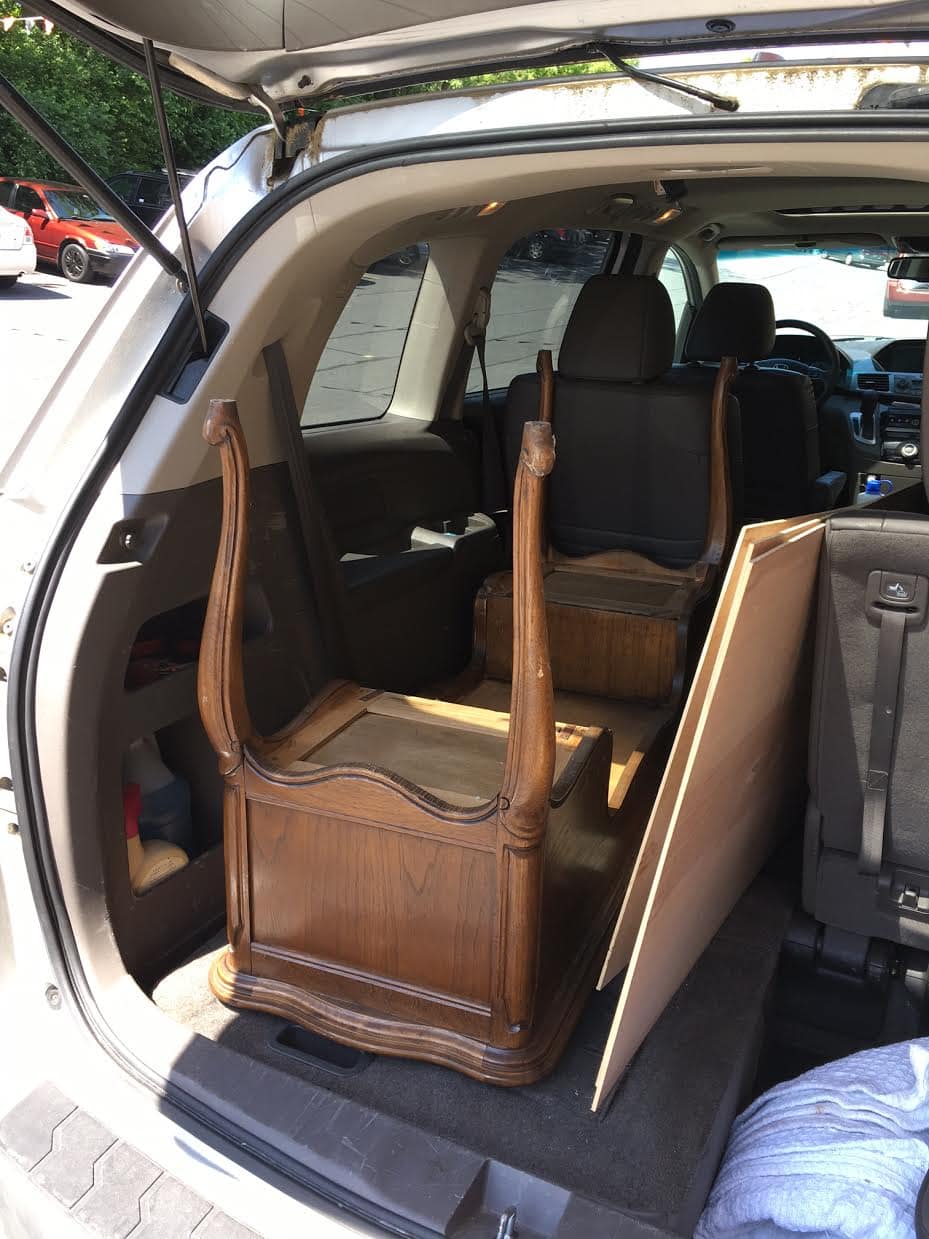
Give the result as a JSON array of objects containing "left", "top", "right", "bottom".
[{"left": 2, "top": 5, "right": 929, "bottom": 1238}]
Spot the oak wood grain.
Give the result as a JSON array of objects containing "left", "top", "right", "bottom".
[{"left": 199, "top": 400, "right": 643, "bottom": 1084}]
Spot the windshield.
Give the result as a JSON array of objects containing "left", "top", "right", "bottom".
[
  {"left": 717, "top": 244, "right": 929, "bottom": 341},
  {"left": 45, "top": 189, "right": 113, "bottom": 222}
]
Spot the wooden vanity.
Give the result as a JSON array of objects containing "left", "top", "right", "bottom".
[
  {"left": 200, "top": 399, "right": 666, "bottom": 1083},
  {"left": 198, "top": 340, "right": 738, "bottom": 1082}
]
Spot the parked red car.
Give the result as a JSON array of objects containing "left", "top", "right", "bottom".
[
  {"left": 0, "top": 178, "right": 139, "bottom": 283},
  {"left": 884, "top": 255, "right": 929, "bottom": 318}
]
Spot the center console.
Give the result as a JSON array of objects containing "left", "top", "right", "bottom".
[
  {"left": 856, "top": 371, "right": 923, "bottom": 466},
  {"left": 882, "top": 403, "right": 922, "bottom": 465}
]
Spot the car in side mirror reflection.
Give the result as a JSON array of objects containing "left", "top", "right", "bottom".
[{"left": 884, "top": 253, "right": 929, "bottom": 318}]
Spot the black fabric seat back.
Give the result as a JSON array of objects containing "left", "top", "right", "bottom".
[
  {"left": 677, "top": 282, "right": 821, "bottom": 520},
  {"left": 805, "top": 511, "right": 929, "bottom": 948},
  {"left": 502, "top": 274, "right": 741, "bottom": 568}
]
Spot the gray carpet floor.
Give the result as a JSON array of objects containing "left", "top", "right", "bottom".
[{"left": 153, "top": 878, "right": 793, "bottom": 1233}]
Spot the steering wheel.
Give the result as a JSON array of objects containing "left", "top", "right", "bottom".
[{"left": 756, "top": 318, "right": 841, "bottom": 405}]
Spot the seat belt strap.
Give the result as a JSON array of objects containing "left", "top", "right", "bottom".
[
  {"left": 467, "top": 287, "right": 507, "bottom": 514},
  {"left": 859, "top": 606, "right": 907, "bottom": 875},
  {"left": 263, "top": 341, "right": 355, "bottom": 680}
]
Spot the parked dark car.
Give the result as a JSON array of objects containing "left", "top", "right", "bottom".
[
  {"left": 367, "top": 242, "right": 428, "bottom": 273},
  {"left": 106, "top": 170, "right": 193, "bottom": 228},
  {"left": 506, "top": 227, "right": 603, "bottom": 262},
  {"left": 843, "top": 246, "right": 889, "bottom": 270}
]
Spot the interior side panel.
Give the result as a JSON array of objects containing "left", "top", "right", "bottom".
[{"left": 89, "top": 464, "right": 328, "bottom": 987}]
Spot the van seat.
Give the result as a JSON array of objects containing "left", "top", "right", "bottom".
[{"left": 805, "top": 510, "right": 929, "bottom": 947}]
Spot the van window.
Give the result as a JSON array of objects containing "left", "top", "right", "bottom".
[
  {"left": 14, "top": 185, "right": 43, "bottom": 215},
  {"left": 302, "top": 244, "right": 429, "bottom": 427},
  {"left": 138, "top": 176, "right": 172, "bottom": 210},
  {"left": 657, "top": 249, "right": 691, "bottom": 330},
  {"left": 467, "top": 229, "right": 614, "bottom": 393},
  {"left": 0, "top": 182, "right": 13, "bottom": 208}
]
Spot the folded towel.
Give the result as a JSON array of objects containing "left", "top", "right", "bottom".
[{"left": 696, "top": 1039, "right": 929, "bottom": 1238}]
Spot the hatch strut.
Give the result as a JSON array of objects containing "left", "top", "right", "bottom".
[
  {"left": 0, "top": 71, "right": 184, "bottom": 281},
  {"left": 596, "top": 47, "right": 739, "bottom": 112},
  {"left": 143, "top": 38, "right": 209, "bottom": 355}
]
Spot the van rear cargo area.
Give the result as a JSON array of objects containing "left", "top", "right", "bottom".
[{"left": 153, "top": 877, "right": 793, "bottom": 1237}]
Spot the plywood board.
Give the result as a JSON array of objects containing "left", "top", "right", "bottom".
[
  {"left": 592, "top": 518, "right": 824, "bottom": 1111},
  {"left": 597, "top": 517, "right": 821, "bottom": 990}
]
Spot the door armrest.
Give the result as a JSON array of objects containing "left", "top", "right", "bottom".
[{"left": 811, "top": 470, "right": 847, "bottom": 510}]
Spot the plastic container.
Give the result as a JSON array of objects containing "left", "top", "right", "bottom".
[
  {"left": 856, "top": 475, "right": 894, "bottom": 504},
  {"left": 123, "top": 783, "right": 189, "bottom": 895},
  {"left": 125, "top": 734, "right": 195, "bottom": 854}
]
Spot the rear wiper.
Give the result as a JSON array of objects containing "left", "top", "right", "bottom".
[{"left": 596, "top": 47, "right": 740, "bottom": 113}]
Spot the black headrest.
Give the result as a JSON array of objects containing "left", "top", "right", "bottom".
[
  {"left": 559, "top": 275, "right": 675, "bottom": 383},
  {"left": 684, "top": 282, "right": 776, "bottom": 363}
]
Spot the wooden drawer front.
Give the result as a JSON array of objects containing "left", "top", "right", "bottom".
[
  {"left": 485, "top": 594, "right": 677, "bottom": 703},
  {"left": 246, "top": 800, "right": 496, "bottom": 1007}
]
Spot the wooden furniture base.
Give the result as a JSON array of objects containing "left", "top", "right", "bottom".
[
  {"left": 477, "top": 564, "right": 706, "bottom": 707},
  {"left": 199, "top": 401, "right": 666, "bottom": 1084},
  {"left": 204, "top": 674, "right": 665, "bottom": 1082},
  {"left": 207, "top": 678, "right": 666, "bottom": 1083},
  {"left": 461, "top": 348, "right": 738, "bottom": 711}
]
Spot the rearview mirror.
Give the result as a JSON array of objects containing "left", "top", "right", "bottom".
[{"left": 887, "top": 255, "right": 929, "bottom": 282}]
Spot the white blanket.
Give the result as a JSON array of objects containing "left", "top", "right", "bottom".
[{"left": 696, "top": 1039, "right": 929, "bottom": 1239}]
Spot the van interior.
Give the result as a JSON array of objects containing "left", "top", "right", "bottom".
[{"left": 35, "top": 145, "right": 929, "bottom": 1237}]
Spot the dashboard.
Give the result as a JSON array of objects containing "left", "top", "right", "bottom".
[
  {"left": 770, "top": 330, "right": 924, "bottom": 467},
  {"left": 830, "top": 336, "right": 924, "bottom": 403},
  {"left": 874, "top": 339, "right": 925, "bottom": 376}
]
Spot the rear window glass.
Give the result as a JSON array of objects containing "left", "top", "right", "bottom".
[
  {"left": 302, "top": 244, "right": 429, "bottom": 427},
  {"left": 0, "top": 182, "right": 13, "bottom": 208},
  {"left": 15, "top": 186, "right": 43, "bottom": 215},
  {"left": 138, "top": 177, "right": 172, "bottom": 209},
  {"left": 467, "top": 229, "right": 613, "bottom": 392},
  {"left": 657, "top": 249, "right": 691, "bottom": 331}
]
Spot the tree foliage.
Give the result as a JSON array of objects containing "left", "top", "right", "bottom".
[
  {"left": 0, "top": 4, "right": 257, "bottom": 180},
  {"left": 0, "top": 1, "right": 615, "bottom": 179}
]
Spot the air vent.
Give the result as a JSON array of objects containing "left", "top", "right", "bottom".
[{"left": 858, "top": 373, "right": 891, "bottom": 393}]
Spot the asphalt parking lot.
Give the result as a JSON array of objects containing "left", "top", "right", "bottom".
[{"left": 0, "top": 268, "right": 112, "bottom": 460}]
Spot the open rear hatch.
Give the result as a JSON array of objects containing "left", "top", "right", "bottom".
[{"left": 36, "top": 0, "right": 929, "bottom": 105}]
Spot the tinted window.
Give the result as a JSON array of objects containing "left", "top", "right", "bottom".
[
  {"left": 657, "top": 249, "right": 690, "bottom": 331},
  {"left": 467, "top": 229, "right": 613, "bottom": 392},
  {"left": 138, "top": 176, "right": 172, "bottom": 209},
  {"left": 302, "top": 244, "right": 429, "bottom": 427},
  {"left": 0, "top": 182, "right": 14, "bottom": 208},
  {"left": 14, "top": 186, "right": 44, "bottom": 215},
  {"left": 108, "top": 175, "right": 134, "bottom": 197}
]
